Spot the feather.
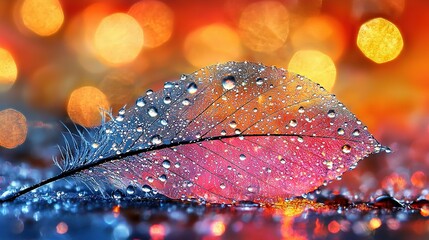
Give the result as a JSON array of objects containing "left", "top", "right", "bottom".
[{"left": 0, "top": 62, "right": 386, "bottom": 203}]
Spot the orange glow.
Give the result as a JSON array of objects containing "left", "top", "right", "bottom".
[
  {"left": 411, "top": 171, "right": 426, "bottom": 188},
  {"left": 20, "top": 0, "right": 64, "bottom": 36},
  {"left": 183, "top": 24, "right": 242, "bottom": 67},
  {"left": 56, "top": 221, "right": 68, "bottom": 234},
  {"left": 288, "top": 50, "right": 336, "bottom": 91},
  {"left": 149, "top": 224, "right": 166, "bottom": 240},
  {"left": 275, "top": 198, "right": 326, "bottom": 217},
  {"left": 357, "top": 18, "right": 403, "bottom": 63},
  {"left": 381, "top": 173, "right": 407, "bottom": 192},
  {"left": 129, "top": 0, "right": 174, "bottom": 48},
  {"left": 112, "top": 205, "right": 120, "bottom": 217},
  {"left": 94, "top": 13, "right": 144, "bottom": 66},
  {"left": 280, "top": 216, "right": 308, "bottom": 240},
  {"left": 238, "top": 1, "right": 289, "bottom": 52},
  {"left": 420, "top": 206, "right": 429, "bottom": 217},
  {"left": 0, "top": 48, "right": 18, "bottom": 92},
  {"left": 327, "top": 220, "right": 341, "bottom": 234},
  {"left": 0, "top": 109, "right": 27, "bottom": 149},
  {"left": 368, "top": 218, "right": 382, "bottom": 230},
  {"left": 67, "top": 86, "right": 110, "bottom": 128},
  {"left": 211, "top": 220, "right": 226, "bottom": 236},
  {"left": 291, "top": 15, "right": 346, "bottom": 61}
]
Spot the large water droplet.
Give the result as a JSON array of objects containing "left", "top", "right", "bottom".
[
  {"left": 158, "top": 174, "right": 167, "bottom": 182},
  {"left": 163, "top": 96, "right": 172, "bottom": 104},
  {"left": 289, "top": 119, "right": 298, "bottom": 127},
  {"left": 298, "top": 106, "right": 305, "bottom": 113},
  {"left": 229, "top": 121, "right": 237, "bottom": 128},
  {"left": 164, "top": 82, "right": 174, "bottom": 89},
  {"left": 352, "top": 129, "right": 360, "bottom": 136},
  {"left": 126, "top": 185, "right": 135, "bottom": 195},
  {"left": 148, "top": 107, "right": 158, "bottom": 117},
  {"left": 327, "top": 110, "right": 336, "bottom": 118},
  {"left": 337, "top": 128, "right": 345, "bottom": 135},
  {"left": 136, "top": 97, "right": 145, "bottom": 107},
  {"left": 182, "top": 99, "right": 191, "bottom": 106},
  {"left": 151, "top": 135, "right": 162, "bottom": 145},
  {"left": 342, "top": 144, "right": 351, "bottom": 153},
  {"left": 116, "top": 115, "right": 124, "bottom": 122},
  {"left": 112, "top": 189, "right": 124, "bottom": 200},
  {"left": 142, "top": 185, "right": 152, "bottom": 193},
  {"left": 187, "top": 82, "right": 198, "bottom": 94},
  {"left": 256, "top": 77, "right": 263, "bottom": 85},
  {"left": 222, "top": 75, "right": 236, "bottom": 90},
  {"left": 162, "top": 160, "right": 171, "bottom": 169},
  {"left": 220, "top": 183, "right": 226, "bottom": 189},
  {"left": 239, "top": 154, "right": 246, "bottom": 161}
]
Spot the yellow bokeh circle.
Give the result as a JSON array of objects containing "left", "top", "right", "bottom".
[
  {"left": 0, "top": 109, "right": 27, "bottom": 149},
  {"left": 20, "top": 0, "right": 64, "bottom": 36},
  {"left": 0, "top": 48, "right": 18, "bottom": 92}
]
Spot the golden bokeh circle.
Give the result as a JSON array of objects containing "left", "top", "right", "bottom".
[
  {"left": 0, "top": 48, "right": 18, "bottom": 92},
  {"left": 20, "top": 0, "right": 64, "bottom": 36},
  {"left": 0, "top": 109, "right": 27, "bottom": 149}
]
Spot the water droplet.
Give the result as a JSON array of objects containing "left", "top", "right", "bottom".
[
  {"left": 182, "top": 99, "right": 191, "bottom": 106},
  {"left": 337, "top": 128, "right": 345, "bottom": 135},
  {"left": 342, "top": 144, "right": 351, "bottom": 153},
  {"left": 147, "top": 176, "right": 154, "bottom": 183},
  {"left": 296, "top": 85, "right": 302, "bottom": 90},
  {"left": 229, "top": 121, "right": 237, "bottom": 128},
  {"left": 352, "top": 129, "right": 360, "bottom": 136},
  {"left": 247, "top": 186, "right": 255, "bottom": 192},
  {"left": 324, "top": 160, "right": 333, "bottom": 170},
  {"left": 91, "top": 143, "right": 99, "bottom": 149},
  {"left": 164, "top": 82, "right": 174, "bottom": 89},
  {"left": 146, "top": 89, "right": 153, "bottom": 95},
  {"left": 298, "top": 106, "right": 305, "bottom": 113},
  {"left": 118, "top": 107, "right": 126, "bottom": 115},
  {"left": 239, "top": 154, "right": 246, "bottom": 161},
  {"left": 174, "top": 162, "right": 181, "bottom": 168},
  {"left": 163, "top": 96, "right": 171, "bottom": 104},
  {"left": 327, "top": 110, "right": 336, "bottom": 118},
  {"left": 142, "top": 185, "right": 152, "bottom": 193},
  {"left": 220, "top": 183, "right": 226, "bottom": 189},
  {"left": 256, "top": 77, "right": 263, "bottom": 85},
  {"left": 148, "top": 107, "right": 158, "bottom": 117},
  {"left": 221, "top": 130, "right": 226, "bottom": 136},
  {"left": 136, "top": 126, "right": 143, "bottom": 132},
  {"left": 126, "top": 185, "right": 135, "bottom": 195},
  {"left": 162, "top": 160, "right": 171, "bottom": 169},
  {"left": 158, "top": 174, "right": 167, "bottom": 182},
  {"left": 297, "top": 136, "right": 304, "bottom": 143},
  {"left": 280, "top": 158, "right": 286, "bottom": 164},
  {"left": 180, "top": 74, "right": 187, "bottom": 80},
  {"left": 187, "top": 82, "right": 198, "bottom": 94},
  {"left": 136, "top": 97, "right": 145, "bottom": 107},
  {"left": 289, "top": 119, "right": 297, "bottom": 127},
  {"left": 235, "top": 129, "right": 241, "bottom": 134},
  {"left": 222, "top": 75, "right": 236, "bottom": 90},
  {"left": 160, "top": 119, "right": 168, "bottom": 126},
  {"left": 116, "top": 115, "right": 124, "bottom": 122},
  {"left": 112, "top": 189, "right": 124, "bottom": 200},
  {"left": 151, "top": 135, "right": 162, "bottom": 145}
]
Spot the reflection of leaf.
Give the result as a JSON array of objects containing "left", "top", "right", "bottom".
[{"left": 1, "top": 62, "right": 384, "bottom": 203}]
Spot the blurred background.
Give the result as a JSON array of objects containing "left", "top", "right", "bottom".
[{"left": 0, "top": 0, "right": 428, "bottom": 199}]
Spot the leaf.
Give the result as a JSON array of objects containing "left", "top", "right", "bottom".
[{"left": 0, "top": 62, "right": 385, "bottom": 203}]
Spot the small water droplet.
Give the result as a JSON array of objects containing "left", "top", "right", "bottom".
[
  {"left": 162, "top": 160, "right": 171, "bottom": 169},
  {"left": 297, "top": 136, "right": 304, "bottom": 143},
  {"left": 136, "top": 97, "right": 145, "bottom": 107},
  {"left": 126, "top": 185, "right": 135, "bottom": 195},
  {"left": 146, "top": 89, "right": 153, "bottom": 95},
  {"left": 352, "top": 129, "right": 360, "bottom": 136},
  {"left": 256, "top": 77, "right": 263, "bottom": 85},
  {"left": 220, "top": 183, "right": 226, "bottom": 189},
  {"left": 187, "top": 82, "right": 198, "bottom": 94},
  {"left": 147, "top": 176, "right": 154, "bottom": 183},
  {"left": 151, "top": 135, "right": 162, "bottom": 145},
  {"left": 289, "top": 119, "right": 297, "bottom": 127},
  {"left": 280, "top": 158, "right": 286, "bottom": 164},
  {"left": 298, "top": 106, "right": 305, "bottom": 113},
  {"left": 327, "top": 110, "right": 336, "bottom": 118},
  {"left": 235, "top": 129, "right": 241, "bottom": 134},
  {"left": 118, "top": 107, "right": 126, "bottom": 115},
  {"left": 142, "top": 185, "right": 152, "bottom": 193},
  {"left": 337, "top": 128, "right": 345, "bottom": 135},
  {"left": 116, "top": 115, "right": 124, "bottom": 122},
  {"left": 91, "top": 143, "right": 99, "bottom": 149},
  {"left": 136, "top": 126, "right": 143, "bottom": 132},
  {"left": 182, "top": 99, "right": 191, "bottom": 106},
  {"left": 221, "top": 130, "right": 227, "bottom": 136},
  {"left": 222, "top": 75, "right": 236, "bottom": 90},
  {"left": 164, "top": 82, "right": 174, "bottom": 89},
  {"left": 324, "top": 160, "right": 333, "bottom": 170},
  {"left": 180, "top": 74, "right": 187, "bottom": 80},
  {"left": 296, "top": 85, "right": 302, "bottom": 90},
  {"left": 158, "top": 174, "right": 167, "bottom": 182},
  {"left": 112, "top": 189, "right": 124, "bottom": 200},
  {"left": 148, "top": 107, "right": 158, "bottom": 117},
  {"left": 247, "top": 186, "right": 255, "bottom": 192},
  {"left": 229, "top": 121, "right": 237, "bottom": 128},
  {"left": 342, "top": 144, "right": 351, "bottom": 153},
  {"left": 174, "top": 162, "right": 181, "bottom": 168},
  {"left": 160, "top": 119, "right": 168, "bottom": 126},
  {"left": 239, "top": 154, "right": 246, "bottom": 161},
  {"left": 163, "top": 96, "right": 172, "bottom": 104}
]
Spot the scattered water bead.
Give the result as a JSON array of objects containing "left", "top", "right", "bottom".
[
  {"left": 352, "top": 129, "right": 360, "bottom": 136},
  {"left": 146, "top": 89, "right": 153, "bottom": 95},
  {"left": 180, "top": 74, "right": 187, "bottom": 80},
  {"left": 160, "top": 119, "right": 168, "bottom": 126},
  {"left": 221, "top": 75, "right": 236, "bottom": 90},
  {"left": 162, "top": 160, "right": 171, "bottom": 169},
  {"left": 91, "top": 143, "right": 99, "bottom": 149},
  {"left": 187, "top": 82, "right": 198, "bottom": 94},
  {"left": 158, "top": 174, "right": 167, "bottom": 182},
  {"left": 148, "top": 107, "right": 158, "bottom": 117},
  {"left": 327, "top": 110, "right": 336, "bottom": 118},
  {"left": 116, "top": 115, "right": 124, "bottom": 122},
  {"left": 298, "top": 106, "right": 305, "bottom": 113},
  {"left": 126, "top": 185, "right": 135, "bottom": 195},
  {"left": 239, "top": 154, "right": 246, "bottom": 161},
  {"left": 136, "top": 126, "right": 143, "bottom": 132},
  {"left": 164, "top": 82, "right": 174, "bottom": 89},
  {"left": 150, "top": 135, "right": 162, "bottom": 145},
  {"left": 182, "top": 99, "right": 191, "bottom": 106},
  {"left": 289, "top": 119, "right": 298, "bottom": 127},
  {"left": 220, "top": 183, "right": 226, "bottom": 189},
  {"left": 112, "top": 189, "right": 124, "bottom": 200},
  {"left": 163, "top": 96, "right": 172, "bottom": 104},
  {"left": 142, "top": 184, "right": 152, "bottom": 193},
  {"left": 174, "top": 162, "right": 181, "bottom": 168},
  {"left": 136, "top": 97, "right": 145, "bottom": 107},
  {"left": 337, "top": 128, "right": 345, "bottom": 135},
  {"left": 342, "top": 145, "right": 352, "bottom": 154},
  {"left": 256, "top": 77, "right": 264, "bottom": 85},
  {"left": 229, "top": 121, "right": 237, "bottom": 128}
]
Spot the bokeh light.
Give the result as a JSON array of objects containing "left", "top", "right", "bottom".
[
  {"left": 0, "top": 109, "right": 27, "bottom": 149},
  {"left": 357, "top": 18, "right": 403, "bottom": 63},
  {"left": 94, "top": 13, "right": 144, "bottom": 66},
  {"left": 56, "top": 221, "right": 68, "bottom": 234},
  {"left": 0, "top": 48, "right": 18, "bottom": 92},
  {"left": 288, "top": 50, "right": 336, "bottom": 91},
  {"left": 184, "top": 24, "right": 242, "bottom": 67},
  {"left": 67, "top": 86, "right": 110, "bottom": 127},
  {"left": 20, "top": 0, "right": 64, "bottom": 36},
  {"left": 238, "top": 1, "right": 289, "bottom": 52},
  {"left": 291, "top": 15, "right": 346, "bottom": 61},
  {"left": 129, "top": 0, "right": 174, "bottom": 48}
]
